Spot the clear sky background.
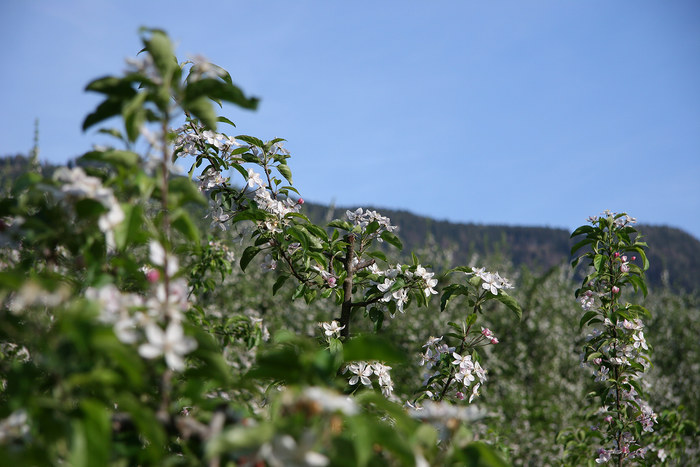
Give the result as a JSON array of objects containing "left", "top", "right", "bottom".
[{"left": 2, "top": 1, "right": 699, "bottom": 239}]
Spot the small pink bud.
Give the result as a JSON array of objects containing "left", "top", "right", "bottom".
[
  {"left": 327, "top": 276, "right": 337, "bottom": 287},
  {"left": 614, "top": 252, "right": 621, "bottom": 258},
  {"left": 491, "top": 337, "right": 499, "bottom": 345},
  {"left": 593, "top": 357, "right": 602, "bottom": 365},
  {"left": 456, "top": 391, "right": 465, "bottom": 400},
  {"left": 604, "top": 415, "right": 613, "bottom": 423},
  {"left": 621, "top": 256, "right": 627, "bottom": 262},
  {"left": 612, "top": 286, "right": 620, "bottom": 294},
  {"left": 146, "top": 269, "right": 160, "bottom": 283},
  {"left": 631, "top": 256, "right": 636, "bottom": 261},
  {"left": 297, "top": 198, "right": 304, "bottom": 205}
]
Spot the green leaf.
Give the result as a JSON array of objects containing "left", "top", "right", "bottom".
[
  {"left": 113, "top": 203, "right": 148, "bottom": 250},
  {"left": 627, "top": 304, "right": 651, "bottom": 319},
  {"left": 122, "top": 92, "right": 147, "bottom": 142},
  {"left": 593, "top": 254, "right": 605, "bottom": 273},
  {"left": 85, "top": 75, "right": 137, "bottom": 98},
  {"left": 171, "top": 209, "right": 200, "bottom": 245},
  {"left": 579, "top": 311, "right": 598, "bottom": 330},
  {"left": 185, "top": 78, "right": 259, "bottom": 110},
  {"left": 570, "top": 225, "right": 595, "bottom": 238},
  {"left": 217, "top": 116, "right": 236, "bottom": 127},
  {"left": 82, "top": 97, "right": 122, "bottom": 131},
  {"left": 380, "top": 231, "right": 403, "bottom": 249},
  {"left": 343, "top": 335, "right": 406, "bottom": 364},
  {"left": 236, "top": 135, "right": 265, "bottom": 147},
  {"left": 493, "top": 291, "right": 522, "bottom": 320},
  {"left": 272, "top": 275, "right": 289, "bottom": 295},
  {"left": 627, "top": 274, "right": 648, "bottom": 298},
  {"left": 367, "top": 250, "right": 387, "bottom": 262},
  {"left": 168, "top": 176, "right": 207, "bottom": 207},
  {"left": 232, "top": 209, "right": 269, "bottom": 223},
  {"left": 277, "top": 163, "right": 293, "bottom": 184},
  {"left": 80, "top": 149, "right": 139, "bottom": 168},
  {"left": 301, "top": 223, "right": 328, "bottom": 243},
  {"left": 441, "top": 284, "right": 469, "bottom": 312},
  {"left": 328, "top": 219, "right": 354, "bottom": 231},
  {"left": 184, "top": 96, "right": 217, "bottom": 130},
  {"left": 240, "top": 246, "right": 261, "bottom": 271},
  {"left": 288, "top": 226, "right": 310, "bottom": 251},
  {"left": 570, "top": 237, "right": 593, "bottom": 256},
  {"left": 144, "top": 29, "right": 176, "bottom": 82}
]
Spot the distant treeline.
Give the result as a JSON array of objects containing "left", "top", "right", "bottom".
[
  {"left": 302, "top": 203, "right": 700, "bottom": 294},
  {"left": 2, "top": 154, "right": 698, "bottom": 292}
]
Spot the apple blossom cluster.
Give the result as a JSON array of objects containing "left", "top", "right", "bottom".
[
  {"left": 85, "top": 241, "right": 197, "bottom": 371},
  {"left": 418, "top": 334, "right": 493, "bottom": 404},
  {"left": 174, "top": 125, "right": 241, "bottom": 162},
  {"left": 208, "top": 239, "right": 235, "bottom": 263},
  {"left": 345, "top": 208, "right": 397, "bottom": 240},
  {"left": 369, "top": 264, "right": 438, "bottom": 315},
  {"left": 587, "top": 209, "right": 637, "bottom": 228},
  {"left": 343, "top": 361, "right": 394, "bottom": 398},
  {"left": 253, "top": 186, "right": 302, "bottom": 220},
  {"left": 54, "top": 167, "right": 125, "bottom": 248},
  {"left": 468, "top": 267, "right": 514, "bottom": 295}
]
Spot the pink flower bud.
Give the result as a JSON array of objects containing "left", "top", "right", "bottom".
[
  {"left": 621, "top": 256, "right": 627, "bottom": 262},
  {"left": 604, "top": 415, "right": 613, "bottom": 423},
  {"left": 327, "top": 276, "right": 337, "bottom": 287},
  {"left": 614, "top": 252, "right": 620, "bottom": 258},
  {"left": 612, "top": 286, "right": 620, "bottom": 294},
  {"left": 297, "top": 198, "right": 304, "bottom": 205},
  {"left": 631, "top": 256, "right": 636, "bottom": 261},
  {"left": 146, "top": 269, "right": 160, "bottom": 283},
  {"left": 491, "top": 337, "right": 499, "bottom": 345},
  {"left": 456, "top": 391, "right": 465, "bottom": 400}
]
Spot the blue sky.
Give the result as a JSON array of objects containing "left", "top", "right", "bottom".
[{"left": 2, "top": 1, "right": 699, "bottom": 239}]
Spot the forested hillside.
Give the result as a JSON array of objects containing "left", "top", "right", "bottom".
[{"left": 303, "top": 202, "right": 700, "bottom": 293}]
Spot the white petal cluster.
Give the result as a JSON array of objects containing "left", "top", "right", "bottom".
[
  {"left": 254, "top": 188, "right": 301, "bottom": 219},
  {"left": 198, "top": 167, "right": 227, "bottom": 191},
  {"left": 173, "top": 125, "right": 239, "bottom": 159},
  {"left": 406, "top": 265, "right": 438, "bottom": 297},
  {"left": 470, "top": 266, "right": 513, "bottom": 295},
  {"left": 344, "top": 361, "right": 394, "bottom": 398},
  {"left": 54, "top": 167, "right": 125, "bottom": 246},
  {"left": 345, "top": 208, "right": 397, "bottom": 239},
  {"left": 138, "top": 321, "right": 197, "bottom": 372}
]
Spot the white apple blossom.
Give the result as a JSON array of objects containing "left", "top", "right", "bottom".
[
  {"left": 319, "top": 320, "right": 344, "bottom": 338},
  {"left": 346, "top": 361, "right": 373, "bottom": 387},
  {"left": 138, "top": 321, "right": 197, "bottom": 371},
  {"left": 247, "top": 168, "right": 265, "bottom": 188}
]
